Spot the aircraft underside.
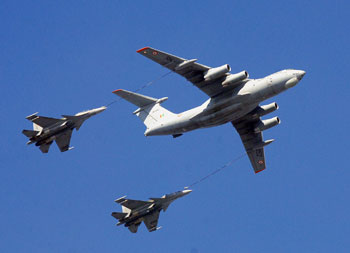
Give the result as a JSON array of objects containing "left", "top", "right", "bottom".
[{"left": 150, "top": 102, "right": 258, "bottom": 136}]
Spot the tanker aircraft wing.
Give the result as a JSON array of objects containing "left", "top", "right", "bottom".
[
  {"left": 137, "top": 47, "right": 235, "bottom": 97},
  {"left": 232, "top": 117, "right": 273, "bottom": 173},
  {"left": 55, "top": 129, "right": 73, "bottom": 152}
]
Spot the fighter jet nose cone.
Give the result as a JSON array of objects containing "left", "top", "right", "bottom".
[
  {"left": 98, "top": 106, "right": 107, "bottom": 112},
  {"left": 182, "top": 189, "right": 192, "bottom": 195},
  {"left": 91, "top": 106, "right": 107, "bottom": 115}
]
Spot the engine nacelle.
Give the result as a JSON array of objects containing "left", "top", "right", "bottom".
[
  {"left": 45, "top": 135, "right": 56, "bottom": 143},
  {"left": 222, "top": 70, "right": 249, "bottom": 87},
  {"left": 204, "top": 64, "right": 231, "bottom": 81},
  {"left": 254, "top": 117, "right": 280, "bottom": 133},
  {"left": 251, "top": 102, "right": 279, "bottom": 119}
]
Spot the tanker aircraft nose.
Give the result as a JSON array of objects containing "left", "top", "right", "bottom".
[
  {"left": 296, "top": 70, "right": 306, "bottom": 80},
  {"left": 284, "top": 69, "right": 306, "bottom": 88}
]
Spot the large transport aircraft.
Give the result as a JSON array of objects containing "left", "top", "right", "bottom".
[{"left": 113, "top": 47, "right": 306, "bottom": 173}]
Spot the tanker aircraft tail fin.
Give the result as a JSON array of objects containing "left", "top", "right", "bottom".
[{"left": 112, "top": 89, "right": 176, "bottom": 129}]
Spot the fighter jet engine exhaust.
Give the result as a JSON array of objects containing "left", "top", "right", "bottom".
[
  {"left": 254, "top": 117, "right": 281, "bottom": 133},
  {"left": 204, "top": 64, "right": 231, "bottom": 81},
  {"left": 222, "top": 70, "right": 249, "bottom": 87}
]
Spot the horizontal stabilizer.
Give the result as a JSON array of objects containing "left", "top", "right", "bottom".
[
  {"left": 22, "top": 129, "right": 39, "bottom": 138},
  {"left": 112, "top": 89, "right": 158, "bottom": 108},
  {"left": 111, "top": 212, "right": 128, "bottom": 220}
]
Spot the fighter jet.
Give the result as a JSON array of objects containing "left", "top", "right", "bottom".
[
  {"left": 113, "top": 47, "right": 306, "bottom": 173},
  {"left": 111, "top": 189, "right": 192, "bottom": 233},
  {"left": 22, "top": 106, "right": 106, "bottom": 153}
]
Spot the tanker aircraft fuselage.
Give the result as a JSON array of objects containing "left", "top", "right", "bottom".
[
  {"left": 144, "top": 69, "right": 304, "bottom": 136},
  {"left": 113, "top": 47, "right": 306, "bottom": 173}
]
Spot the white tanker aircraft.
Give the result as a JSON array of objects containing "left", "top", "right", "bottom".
[{"left": 113, "top": 47, "right": 305, "bottom": 173}]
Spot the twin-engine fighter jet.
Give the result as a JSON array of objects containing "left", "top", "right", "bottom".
[
  {"left": 111, "top": 189, "right": 192, "bottom": 233},
  {"left": 22, "top": 106, "right": 106, "bottom": 153},
  {"left": 113, "top": 47, "right": 306, "bottom": 173}
]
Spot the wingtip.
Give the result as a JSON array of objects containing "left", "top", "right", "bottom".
[
  {"left": 136, "top": 46, "right": 150, "bottom": 53},
  {"left": 114, "top": 195, "right": 127, "bottom": 203},
  {"left": 255, "top": 168, "right": 266, "bottom": 174},
  {"left": 25, "top": 112, "right": 39, "bottom": 120},
  {"left": 112, "top": 89, "right": 123, "bottom": 94}
]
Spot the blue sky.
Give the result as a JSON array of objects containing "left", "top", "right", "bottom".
[{"left": 1, "top": 0, "right": 349, "bottom": 252}]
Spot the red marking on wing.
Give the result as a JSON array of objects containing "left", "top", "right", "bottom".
[
  {"left": 255, "top": 168, "right": 266, "bottom": 174},
  {"left": 112, "top": 89, "right": 123, "bottom": 94},
  {"left": 136, "top": 47, "right": 150, "bottom": 53}
]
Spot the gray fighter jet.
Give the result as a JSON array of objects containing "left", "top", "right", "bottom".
[
  {"left": 111, "top": 189, "right": 192, "bottom": 233},
  {"left": 113, "top": 47, "right": 306, "bottom": 173},
  {"left": 22, "top": 106, "right": 106, "bottom": 153}
]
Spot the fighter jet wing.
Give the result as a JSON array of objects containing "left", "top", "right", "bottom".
[
  {"left": 39, "top": 141, "right": 53, "bottom": 153},
  {"left": 128, "top": 222, "right": 141, "bottom": 233},
  {"left": 137, "top": 47, "right": 232, "bottom": 97},
  {"left": 143, "top": 210, "right": 160, "bottom": 232},
  {"left": 119, "top": 199, "right": 152, "bottom": 210},
  {"left": 231, "top": 118, "right": 267, "bottom": 173},
  {"left": 55, "top": 129, "right": 73, "bottom": 152},
  {"left": 30, "top": 116, "right": 64, "bottom": 128}
]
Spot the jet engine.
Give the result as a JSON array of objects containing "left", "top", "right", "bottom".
[
  {"left": 39, "top": 135, "right": 56, "bottom": 144},
  {"left": 251, "top": 102, "right": 279, "bottom": 119},
  {"left": 204, "top": 64, "right": 231, "bottom": 81},
  {"left": 254, "top": 117, "right": 280, "bottom": 133},
  {"left": 222, "top": 70, "right": 249, "bottom": 87}
]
